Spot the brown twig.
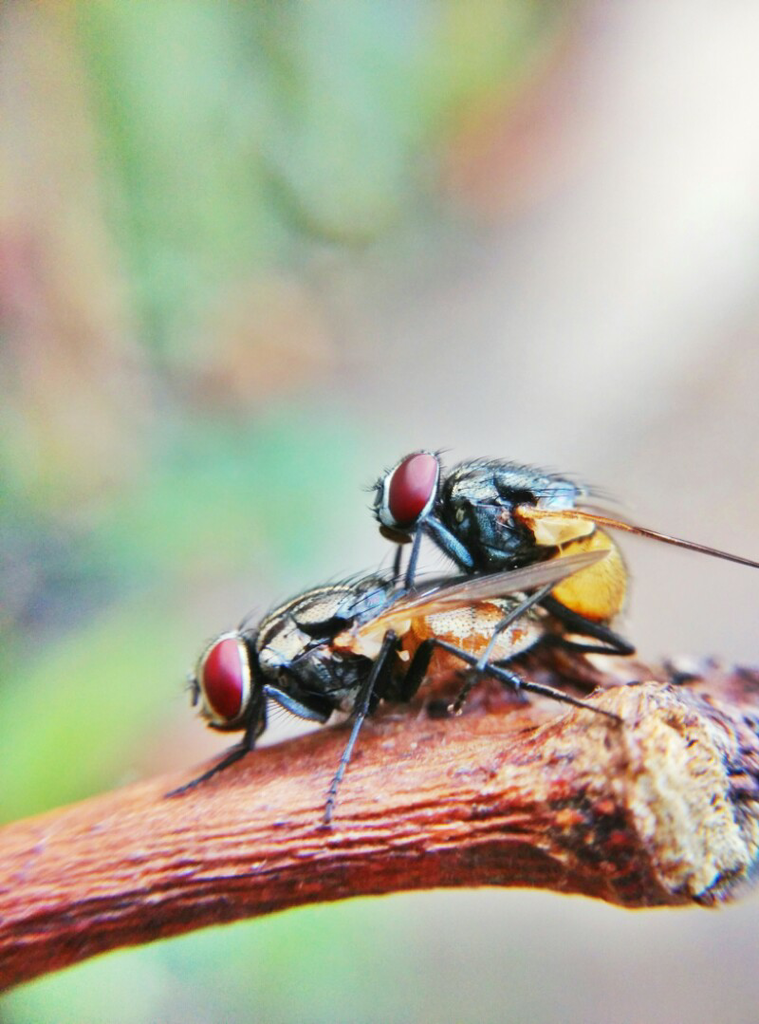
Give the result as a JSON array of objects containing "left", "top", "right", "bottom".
[{"left": 1, "top": 659, "right": 759, "bottom": 990}]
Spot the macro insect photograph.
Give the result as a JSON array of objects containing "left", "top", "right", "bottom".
[{"left": 2, "top": 3, "right": 759, "bottom": 1023}]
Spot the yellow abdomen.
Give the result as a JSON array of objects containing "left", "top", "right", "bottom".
[{"left": 549, "top": 530, "right": 627, "bottom": 622}]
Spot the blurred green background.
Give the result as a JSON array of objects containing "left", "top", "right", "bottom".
[{"left": 3, "top": 2, "right": 759, "bottom": 1022}]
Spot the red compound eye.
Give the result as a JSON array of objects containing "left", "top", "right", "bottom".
[
  {"left": 200, "top": 635, "right": 248, "bottom": 723},
  {"left": 387, "top": 452, "right": 439, "bottom": 527}
]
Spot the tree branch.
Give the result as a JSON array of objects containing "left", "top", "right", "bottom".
[{"left": 1, "top": 658, "right": 759, "bottom": 990}]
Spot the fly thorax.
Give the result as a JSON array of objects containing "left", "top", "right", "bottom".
[
  {"left": 442, "top": 469, "right": 535, "bottom": 565},
  {"left": 256, "top": 618, "right": 312, "bottom": 676}
]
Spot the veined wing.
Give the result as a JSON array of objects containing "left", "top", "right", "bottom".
[
  {"left": 516, "top": 504, "right": 759, "bottom": 570},
  {"left": 362, "top": 548, "right": 607, "bottom": 635}
]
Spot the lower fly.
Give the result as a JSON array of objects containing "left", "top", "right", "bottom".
[{"left": 173, "top": 549, "right": 619, "bottom": 823}]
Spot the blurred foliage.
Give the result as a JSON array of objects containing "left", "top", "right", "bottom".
[
  {"left": 0, "top": 1, "right": 573, "bottom": 1020},
  {"left": 74, "top": 0, "right": 564, "bottom": 352},
  {"left": 4, "top": 899, "right": 414, "bottom": 1024},
  {"left": 0, "top": 407, "right": 367, "bottom": 823}
]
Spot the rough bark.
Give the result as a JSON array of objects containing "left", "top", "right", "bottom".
[{"left": 1, "top": 658, "right": 758, "bottom": 990}]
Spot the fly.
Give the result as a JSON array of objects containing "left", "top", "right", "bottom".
[
  {"left": 171, "top": 549, "right": 616, "bottom": 823},
  {"left": 373, "top": 451, "right": 759, "bottom": 654}
]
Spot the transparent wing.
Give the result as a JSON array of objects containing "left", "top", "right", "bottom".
[
  {"left": 363, "top": 548, "right": 607, "bottom": 634},
  {"left": 517, "top": 505, "right": 759, "bottom": 571}
]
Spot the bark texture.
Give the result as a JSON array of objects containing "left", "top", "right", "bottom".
[{"left": 1, "top": 659, "right": 759, "bottom": 990}]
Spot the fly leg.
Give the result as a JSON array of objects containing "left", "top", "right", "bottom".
[
  {"left": 167, "top": 695, "right": 266, "bottom": 797},
  {"left": 402, "top": 519, "right": 476, "bottom": 590},
  {"left": 395, "top": 638, "right": 439, "bottom": 702},
  {"left": 392, "top": 541, "right": 404, "bottom": 583},
  {"left": 408, "top": 637, "right": 621, "bottom": 723},
  {"left": 323, "top": 629, "right": 398, "bottom": 825},
  {"left": 401, "top": 528, "right": 424, "bottom": 590},
  {"left": 539, "top": 595, "right": 635, "bottom": 656}
]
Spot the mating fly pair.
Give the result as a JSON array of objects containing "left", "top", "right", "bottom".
[{"left": 178, "top": 449, "right": 759, "bottom": 822}]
